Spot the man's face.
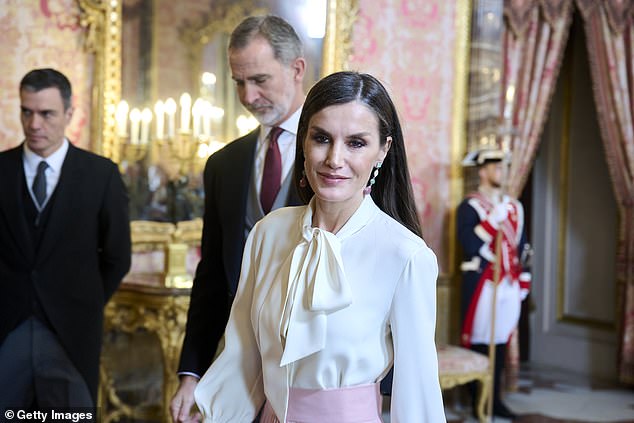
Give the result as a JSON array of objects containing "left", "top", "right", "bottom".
[
  {"left": 20, "top": 87, "right": 72, "bottom": 158},
  {"left": 480, "top": 161, "right": 503, "bottom": 188},
  {"left": 229, "top": 37, "right": 304, "bottom": 127}
]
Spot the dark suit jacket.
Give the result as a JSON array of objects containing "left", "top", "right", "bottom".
[
  {"left": 0, "top": 143, "right": 131, "bottom": 402},
  {"left": 178, "top": 128, "right": 301, "bottom": 376}
]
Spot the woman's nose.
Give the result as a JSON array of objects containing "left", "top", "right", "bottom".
[{"left": 325, "top": 143, "right": 344, "bottom": 168}]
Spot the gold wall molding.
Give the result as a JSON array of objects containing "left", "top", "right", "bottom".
[
  {"left": 322, "top": 0, "right": 358, "bottom": 76},
  {"left": 78, "top": 0, "right": 122, "bottom": 162},
  {"left": 555, "top": 47, "right": 616, "bottom": 330},
  {"left": 447, "top": 0, "right": 473, "bottom": 344},
  {"left": 450, "top": 0, "right": 472, "bottom": 268}
]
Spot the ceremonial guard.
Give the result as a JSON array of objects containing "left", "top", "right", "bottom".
[{"left": 457, "top": 148, "right": 531, "bottom": 419}]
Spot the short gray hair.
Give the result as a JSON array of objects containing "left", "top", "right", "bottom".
[{"left": 229, "top": 15, "right": 303, "bottom": 65}]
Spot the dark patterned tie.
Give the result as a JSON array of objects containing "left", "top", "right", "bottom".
[
  {"left": 260, "top": 127, "right": 284, "bottom": 214},
  {"left": 33, "top": 161, "right": 49, "bottom": 207}
]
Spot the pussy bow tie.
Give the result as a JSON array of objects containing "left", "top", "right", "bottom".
[{"left": 279, "top": 225, "right": 352, "bottom": 366}]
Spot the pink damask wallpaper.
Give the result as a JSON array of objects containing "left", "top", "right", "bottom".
[
  {"left": 0, "top": 0, "right": 92, "bottom": 152},
  {"left": 351, "top": 0, "right": 459, "bottom": 273}
]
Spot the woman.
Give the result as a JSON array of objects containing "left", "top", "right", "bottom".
[{"left": 194, "top": 71, "right": 445, "bottom": 422}]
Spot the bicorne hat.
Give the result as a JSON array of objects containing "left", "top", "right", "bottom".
[{"left": 461, "top": 148, "right": 506, "bottom": 167}]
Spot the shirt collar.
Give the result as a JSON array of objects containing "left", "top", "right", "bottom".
[
  {"left": 23, "top": 138, "right": 69, "bottom": 174},
  {"left": 300, "top": 194, "right": 380, "bottom": 242},
  {"left": 263, "top": 105, "right": 302, "bottom": 139}
]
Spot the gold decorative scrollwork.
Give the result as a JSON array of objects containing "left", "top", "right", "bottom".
[
  {"left": 322, "top": 0, "right": 358, "bottom": 76},
  {"left": 78, "top": 0, "right": 122, "bottom": 162},
  {"left": 101, "top": 286, "right": 191, "bottom": 423}
]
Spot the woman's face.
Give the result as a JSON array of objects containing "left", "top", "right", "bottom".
[{"left": 303, "top": 101, "right": 391, "bottom": 209}]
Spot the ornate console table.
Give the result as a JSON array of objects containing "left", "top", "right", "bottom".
[
  {"left": 98, "top": 219, "right": 201, "bottom": 422},
  {"left": 99, "top": 284, "right": 191, "bottom": 423}
]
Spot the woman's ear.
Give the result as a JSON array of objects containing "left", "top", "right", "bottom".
[{"left": 379, "top": 136, "right": 392, "bottom": 161}]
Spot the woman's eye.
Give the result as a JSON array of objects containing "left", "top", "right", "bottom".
[
  {"left": 312, "top": 134, "right": 329, "bottom": 144},
  {"left": 349, "top": 139, "right": 366, "bottom": 149}
]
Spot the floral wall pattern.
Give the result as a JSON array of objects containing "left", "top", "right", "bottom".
[
  {"left": 350, "top": 0, "right": 460, "bottom": 272},
  {"left": 0, "top": 0, "right": 92, "bottom": 152}
]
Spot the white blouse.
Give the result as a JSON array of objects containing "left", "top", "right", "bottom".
[{"left": 194, "top": 195, "right": 446, "bottom": 422}]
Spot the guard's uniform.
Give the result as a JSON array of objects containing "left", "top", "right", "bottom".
[{"left": 457, "top": 191, "right": 531, "bottom": 348}]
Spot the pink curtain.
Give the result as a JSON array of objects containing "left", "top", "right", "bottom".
[
  {"left": 576, "top": 0, "right": 634, "bottom": 385},
  {"left": 503, "top": 0, "right": 574, "bottom": 197},
  {"left": 500, "top": 0, "right": 574, "bottom": 390}
]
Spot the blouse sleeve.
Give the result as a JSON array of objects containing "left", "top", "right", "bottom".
[
  {"left": 389, "top": 245, "right": 447, "bottom": 423},
  {"left": 194, "top": 228, "right": 265, "bottom": 423}
]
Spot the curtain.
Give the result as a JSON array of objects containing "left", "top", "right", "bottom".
[
  {"left": 576, "top": 0, "right": 634, "bottom": 385},
  {"left": 501, "top": 0, "right": 574, "bottom": 390},
  {"left": 503, "top": 0, "right": 574, "bottom": 197}
]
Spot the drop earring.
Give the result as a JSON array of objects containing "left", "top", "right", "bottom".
[
  {"left": 363, "top": 162, "right": 382, "bottom": 195},
  {"left": 299, "top": 170, "right": 307, "bottom": 187}
]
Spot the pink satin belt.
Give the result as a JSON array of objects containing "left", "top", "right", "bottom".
[{"left": 260, "top": 383, "right": 383, "bottom": 423}]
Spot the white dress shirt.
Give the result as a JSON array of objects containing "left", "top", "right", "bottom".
[
  {"left": 22, "top": 139, "right": 69, "bottom": 210},
  {"left": 253, "top": 107, "right": 301, "bottom": 195},
  {"left": 194, "top": 195, "right": 446, "bottom": 422}
]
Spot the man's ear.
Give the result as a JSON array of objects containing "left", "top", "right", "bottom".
[
  {"left": 64, "top": 106, "right": 74, "bottom": 126},
  {"left": 477, "top": 165, "right": 487, "bottom": 180},
  {"left": 292, "top": 57, "right": 307, "bottom": 81}
]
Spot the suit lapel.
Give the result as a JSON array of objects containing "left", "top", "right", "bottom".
[
  {"left": 226, "top": 128, "right": 258, "bottom": 229},
  {"left": 0, "top": 145, "right": 35, "bottom": 261},
  {"left": 36, "top": 144, "right": 81, "bottom": 264}
]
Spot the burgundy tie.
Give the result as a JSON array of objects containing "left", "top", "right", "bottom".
[{"left": 260, "top": 127, "right": 283, "bottom": 214}]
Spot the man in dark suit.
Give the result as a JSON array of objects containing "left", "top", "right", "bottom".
[
  {"left": 0, "top": 68, "right": 131, "bottom": 410},
  {"left": 170, "top": 15, "right": 306, "bottom": 422}
]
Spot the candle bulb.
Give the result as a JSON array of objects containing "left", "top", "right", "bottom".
[
  {"left": 180, "top": 92, "right": 191, "bottom": 133},
  {"left": 201, "top": 72, "right": 217, "bottom": 100},
  {"left": 202, "top": 101, "right": 212, "bottom": 137},
  {"left": 192, "top": 98, "right": 204, "bottom": 138},
  {"left": 165, "top": 98, "right": 177, "bottom": 139},
  {"left": 154, "top": 100, "right": 164, "bottom": 140},
  {"left": 115, "top": 101, "right": 129, "bottom": 137},
  {"left": 129, "top": 108, "right": 141, "bottom": 145},
  {"left": 140, "top": 108, "right": 153, "bottom": 145}
]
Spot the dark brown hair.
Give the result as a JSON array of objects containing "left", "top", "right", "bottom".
[
  {"left": 294, "top": 71, "right": 422, "bottom": 238},
  {"left": 20, "top": 68, "right": 72, "bottom": 110}
]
